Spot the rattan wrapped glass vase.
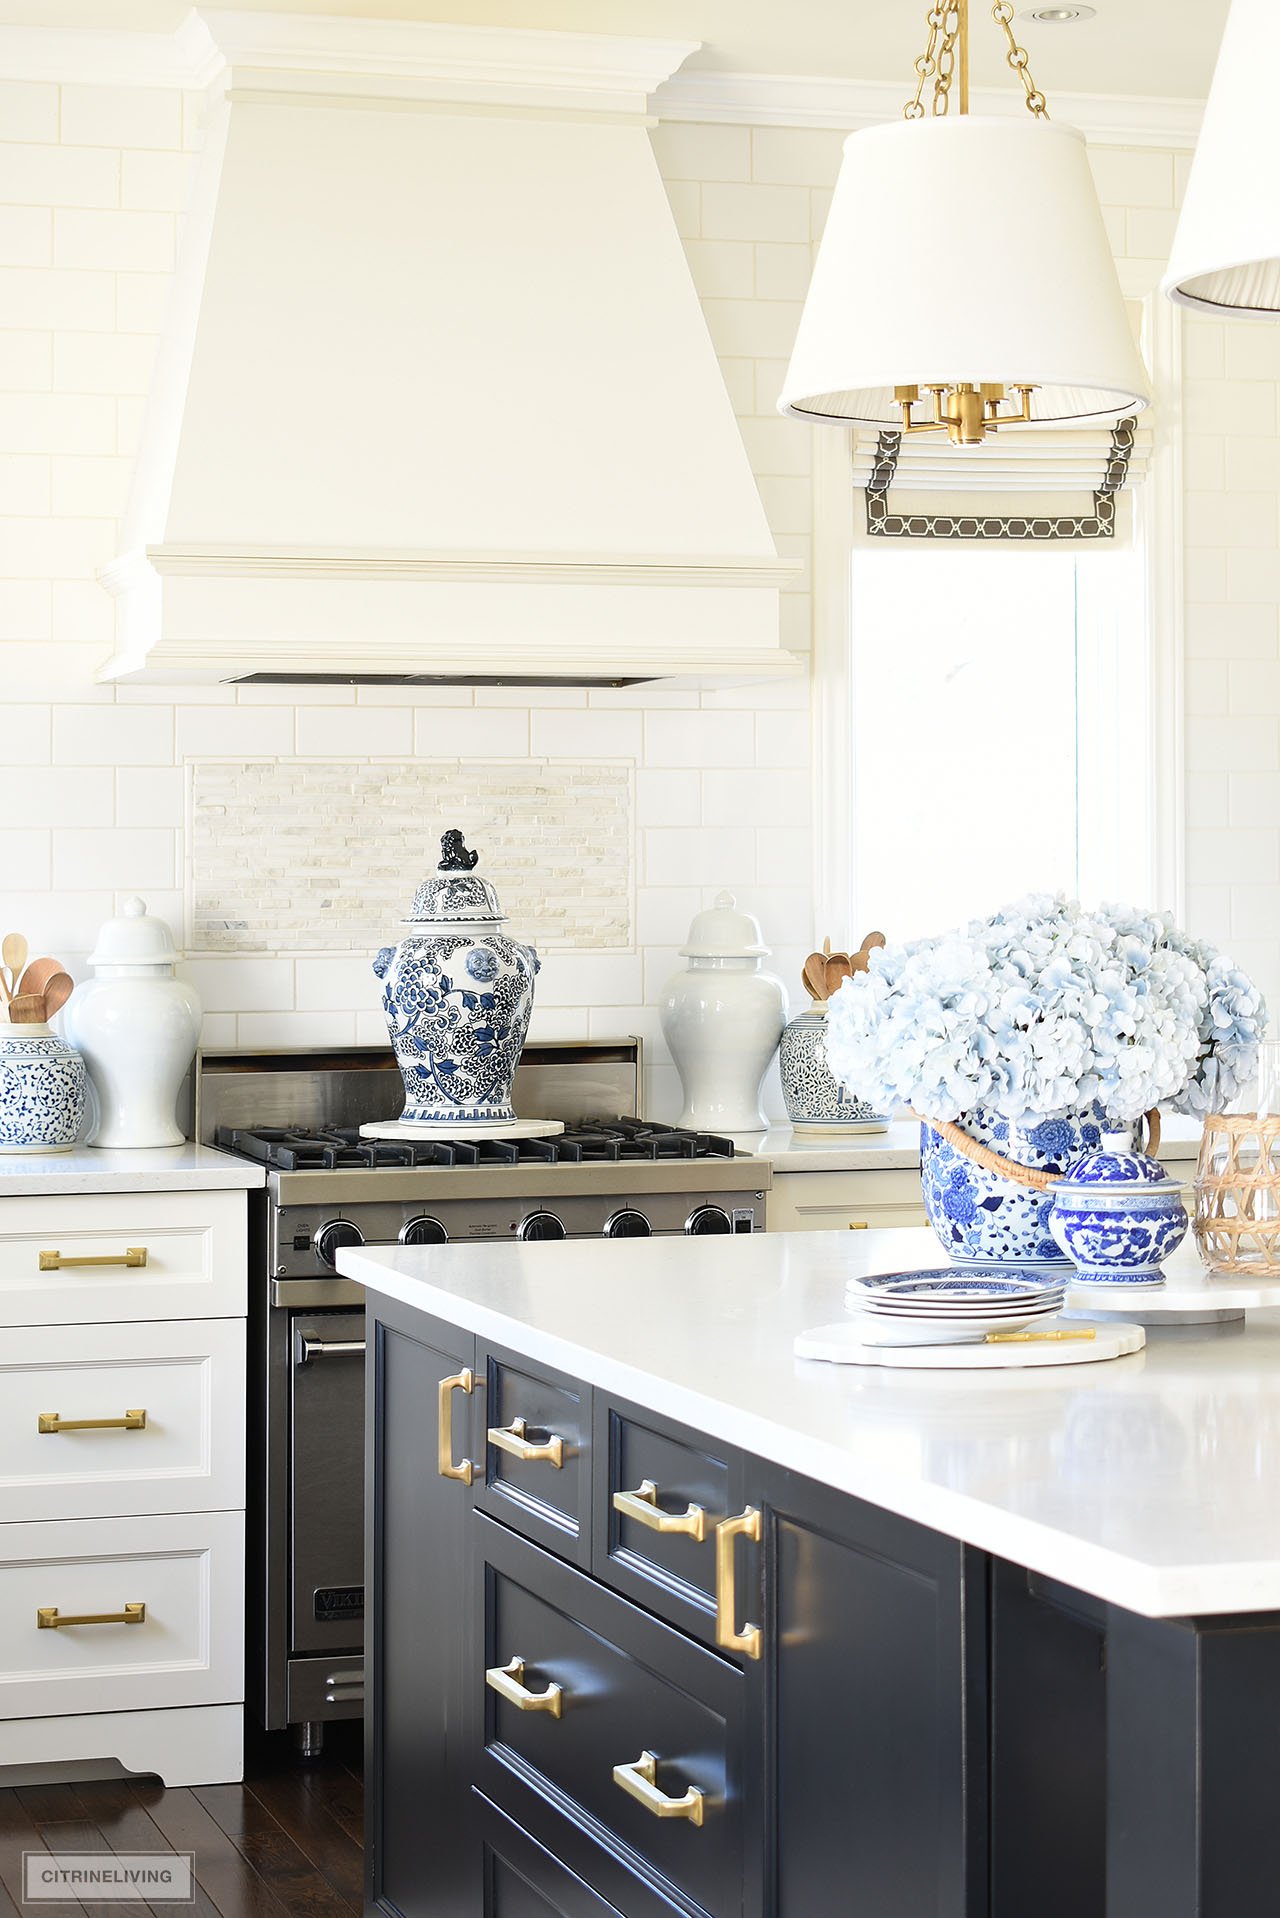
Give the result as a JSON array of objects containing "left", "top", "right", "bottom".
[{"left": 1194, "top": 1045, "right": 1280, "bottom": 1274}]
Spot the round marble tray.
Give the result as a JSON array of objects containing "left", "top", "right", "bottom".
[
  {"left": 361, "top": 1118, "right": 565, "bottom": 1141},
  {"left": 795, "top": 1317, "right": 1145, "bottom": 1369}
]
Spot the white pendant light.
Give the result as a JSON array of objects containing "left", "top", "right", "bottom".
[
  {"left": 779, "top": 3, "right": 1150, "bottom": 446},
  {"left": 1162, "top": 0, "right": 1279, "bottom": 316}
]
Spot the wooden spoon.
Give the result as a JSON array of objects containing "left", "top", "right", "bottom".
[
  {"left": 16, "top": 957, "right": 59, "bottom": 1000},
  {"left": 802, "top": 952, "right": 831, "bottom": 1002},
  {"left": 7, "top": 992, "right": 46, "bottom": 1024},
  {"left": 2, "top": 932, "right": 27, "bottom": 1002},
  {"left": 41, "top": 973, "right": 74, "bottom": 1021}
]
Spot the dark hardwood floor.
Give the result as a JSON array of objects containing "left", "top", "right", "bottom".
[{"left": 0, "top": 1722, "right": 363, "bottom": 1917}]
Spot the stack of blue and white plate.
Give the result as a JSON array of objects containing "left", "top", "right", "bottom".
[{"left": 844, "top": 1268, "right": 1067, "bottom": 1347}]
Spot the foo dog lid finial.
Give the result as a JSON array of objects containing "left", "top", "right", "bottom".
[{"left": 405, "top": 829, "right": 504, "bottom": 926}]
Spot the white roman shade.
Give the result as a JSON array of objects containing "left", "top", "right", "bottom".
[{"left": 851, "top": 415, "right": 1151, "bottom": 542}]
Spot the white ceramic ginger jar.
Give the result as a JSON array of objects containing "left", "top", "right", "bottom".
[
  {"left": 659, "top": 893, "right": 787, "bottom": 1133},
  {"left": 62, "top": 898, "right": 202, "bottom": 1148}
]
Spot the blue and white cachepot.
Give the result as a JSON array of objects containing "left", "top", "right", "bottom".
[
  {"left": 0, "top": 1023, "right": 87, "bottom": 1153},
  {"left": 1049, "top": 1147, "right": 1188, "bottom": 1285},
  {"left": 920, "top": 1105, "right": 1140, "bottom": 1267},
  {"left": 780, "top": 1009, "right": 887, "bottom": 1133},
  {"left": 373, "top": 831, "right": 539, "bottom": 1128}
]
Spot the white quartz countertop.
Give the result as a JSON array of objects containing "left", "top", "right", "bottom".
[
  {"left": 729, "top": 1114, "right": 1203, "bottom": 1171},
  {"left": 341, "top": 1224, "right": 1280, "bottom": 1620},
  {"left": 0, "top": 1141, "right": 265, "bottom": 1195}
]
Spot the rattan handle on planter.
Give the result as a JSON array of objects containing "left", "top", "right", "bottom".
[{"left": 910, "top": 1109, "right": 1162, "bottom": 1191}]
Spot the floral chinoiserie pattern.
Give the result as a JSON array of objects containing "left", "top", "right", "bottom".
[
  {"left": 920, "top": 1107, "right": 1125, "bottom": 1266},
  {"left": 0, "top": 1032, "right": 87, "bottom": 1151},
  {"left": 375, "top": 934, "right": 538, "bottom": 1125},
  {"left": 373, "top": 829, "right": 540, "bottom": 1127}
]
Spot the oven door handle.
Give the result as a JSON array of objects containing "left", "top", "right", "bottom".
[{"left": 296, "top": 1333, "right": 367, "bottom": 1364}]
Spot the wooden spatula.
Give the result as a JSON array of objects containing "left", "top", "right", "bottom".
[
  {"left": 7, "top": 992, "right": 46, "bottom": 1023},
  {"left": 0, "top": 931, "right": 26, "bottom": 1003},
  {"left": 16, "top": 957, "right": 59, "bottom": 1000},
  {"left": 41, "top": 973, "right": 73, "bottom": 1021}
]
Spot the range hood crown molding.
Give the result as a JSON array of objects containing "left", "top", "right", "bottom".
[
  {"left": 101, "top": 10, "right": 795, "bottom": 690},
  {"left": 187, "top": 9, "right": 703, "bottom": 114}
]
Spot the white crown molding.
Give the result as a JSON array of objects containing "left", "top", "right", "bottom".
[
  {"left": 0, "top": 12, "right": 1201, "bottom": 146},
  {"left": 654, "top": 69, "right": 1204, "bottom": 149}
]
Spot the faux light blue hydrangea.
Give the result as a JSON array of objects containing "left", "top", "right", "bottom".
[{"left": 824, "top": 894, "right": 1267, "bottom": 1127}]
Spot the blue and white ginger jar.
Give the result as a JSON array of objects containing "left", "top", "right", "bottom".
[
  {"left": 373, "top": 831, "right": 539, "bottom": 1128},
  {"left": 779, "top": 1009, "right": 886, "bottom": 1134},
  {"left": 920, "top": 1106, "right": 1139, "bottom": 1267},
  {"left": 0, "top": 1023, "right": 87, "bottom": 1153},
  {"left": 1049, "top": 1145, "right": 1188, "bottom": 1285}
]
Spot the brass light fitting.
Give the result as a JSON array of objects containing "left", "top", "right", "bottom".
[{"left": 897, "top": 1, "right": 1050, "bottom": 444}]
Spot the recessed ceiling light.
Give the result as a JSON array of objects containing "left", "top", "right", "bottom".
[{"left": 1023, "top": 5, "right": 1097, "bottom": 19}]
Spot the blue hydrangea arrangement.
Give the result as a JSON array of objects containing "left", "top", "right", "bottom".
[{"left": 824, "top": 893, "right": 1267, "bottom": 1128}]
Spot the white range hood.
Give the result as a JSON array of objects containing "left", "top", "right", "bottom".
[{"left": 100, "top": 11, "right": 799, "bottom": 688}]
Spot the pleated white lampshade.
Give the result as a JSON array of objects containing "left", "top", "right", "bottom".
[
  {"left": 778, "top": 115, "right": 1150, "bottom": 428},
  {"left": 1163, "top": 0, "right": 1279, "bottom": 315}
]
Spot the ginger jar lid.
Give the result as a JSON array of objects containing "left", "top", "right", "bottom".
[
  {"left": 404, "top": 831, "right": 504, "bottom": 927},
  {"left": 88, "top": 896, "right": 178, "bottom": 969},
  {"left": 680, "top": 891, "right": 770, "bottom": 959},
  {"left": 1055, "top": 1147, "right": 1174, "bottom": 1194}
]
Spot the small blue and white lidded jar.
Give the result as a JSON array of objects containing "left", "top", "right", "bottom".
[
  {"left": 1048, "top": 1140, "right": 1189, "bottom": 1285},
  {"left": 373, "top": 831, "right": 540, "bottom": 1129}
]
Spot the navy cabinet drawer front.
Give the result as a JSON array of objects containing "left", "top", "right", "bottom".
[
  {"left": 476, "top": 1348, "right": 591, "bottom": 1564},
  {"left": 478, "top": 1794, "right": 628, "bottom": 1918},
  {"left": 477, "top": 1516, "right": 744, "bottom": 1918},
  {"left": 598, "top": 1403, "right": 744, "bottom": 1650}
]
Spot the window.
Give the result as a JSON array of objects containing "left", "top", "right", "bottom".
[{"left": 848, "top": 536, "right": 1153, "bottom": 941}]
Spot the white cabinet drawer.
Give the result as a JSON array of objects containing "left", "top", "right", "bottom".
[
  {"left": 767, "top": 1168, "right": 927, "bottom": 1233},
  {"left": 0, "top": 1190, "right": 246, "bottom": 1327},
  {"left": 0, "top": 1510, "right": 243, "bottom": 1722},
  {"left": 0, "top": 1320, "right": 244, "bottom": 1524}
]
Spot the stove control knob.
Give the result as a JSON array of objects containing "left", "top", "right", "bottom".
[
  {"left": 401, "top": 1215, "right": 448, "bottom": 1247},
  {"left": 313, "top": 1219, "right": 365, "bottom": 1270},
  {"left": 685, "top": 1205, "right": 732, "bottom": 1237},
  {"left": 604, "top": 1209, "right": 652, "bottom": 1239},
  {"left": 518, "top": 1211, "right": 567, "bottom": 1242}
]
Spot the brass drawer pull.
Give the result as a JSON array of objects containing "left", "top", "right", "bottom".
[
  {"left": 485, "top": 1656, "right": 564, "bottom": 1718},
  {"left": 488, "top": 1416, "right": 564, "bottom": 1469},
  {"left": 848, "top": 1221, "right": 869, "bottom": 1230},
  {"left": 715, "top": 1507, "right": 762, "bottom": 1660},
  {"left": 613, "top": 1480, "right": 707, "bottom": 1542},
  {"left": 612, "top": 1751, "right": 704, "bottom": 1826},
  {"left": 40, "top": 1247, "right": 148, "bottom": 1271},
  {"left": 38, "top": 1409, "right": 147, "bottom": 1435},
  {"left": 37, "top": 1602, "right": 146, "bottom": 1630},
  {"left": 438, "top": 1368, "right": 475, "bottom": 1485}
]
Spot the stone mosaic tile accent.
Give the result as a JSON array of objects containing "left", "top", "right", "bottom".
[{"left": 187, "top": 758, "right": 633, "bottom": 953}]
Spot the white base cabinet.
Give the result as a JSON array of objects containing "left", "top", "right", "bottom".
[
  {"left": 0, "top": 1185, "right": 248, "bottom": 1787},
  {"left": 767, "top": 1165, "right": 928, "bottom": 1233}
]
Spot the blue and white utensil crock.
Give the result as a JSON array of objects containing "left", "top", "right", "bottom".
[
  {"left": 0, "top": 1023, "right": 87, "bottom": 1153},
  {"left": 373, "top": 831, "right": 539, "bottom": 1129},
  {"left": 920, "top": 1106, "right": 1139, "bottom": 1267},
  {"left": 1049, "top": 1144, "right": 1188, "bottom": 1285},
  {"left": 779, "top": 1008, "right": 886, "bottom": 1134}
]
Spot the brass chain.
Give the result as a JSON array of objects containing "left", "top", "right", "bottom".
[
  {"left": 991, "top": 0, "right": 1050, "bottom": 116},
  {"left": 904, "top": 0, "right": 1050, "bottom": 120}
]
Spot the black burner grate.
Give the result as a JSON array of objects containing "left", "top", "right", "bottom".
[{"left": 214, "top": 1119, "right": 735, "bottom": 1172}]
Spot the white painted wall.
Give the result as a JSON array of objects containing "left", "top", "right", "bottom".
[{"left": 0, "top": 83, "right": 1271, "bottom": 1118}]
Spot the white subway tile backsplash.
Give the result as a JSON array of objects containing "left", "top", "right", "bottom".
[
  {"left": 0, "top": 391, "right": 115, "bottom": 454},
  {"left": 1229, "top": 772, "right": 1280, "bottom": 827},
  {"left": 236, "top": 1010, "right": 358, "bottom": 1049},
  {"left": 703, "top": 768, "right": 809, "bottom": 828},
  {"left": 295, "top": 955, "right": 381, "bottom": 1013},
  {"left": 754, "top": 709, "right": 810, "bottom": 767},
  {"left": 414, "top": 707, "right": 529, "bottom": 756},
  {"left": 635, "top": 768, "right": 699, "bottom": 827},
  {"left": 1186, "top": 715, "right": 1280, "bottom": 774},
  {"left": 175, "top": 704, "right": 293, "bottom": 758},
  {"left": 1229, "top": 661, "right": 1280, "bottom": 714},
  {"left": 650, "top": 122, "right": 751, "bottom": 184},
  {"left": 1186, "top": 829, "right": 1280, "bottom": 888},
  {"left": 0, "top": 827, "right": 50, "bottom": 887},
  {"left": 60, "top": 86, "right": 182, "bottom": 152},
  {"left": 644, "top": 710, "right": 755, "bottom": 768},
  {"left": 0, "top": 331, "right": 51, "bottom": 392},
  {"left": 701, "top": 182, "right": 810, "bottom": 244},
  {"left": 0, "top": 764, "right": 109, "bottom": 822},
  {"left": 1087, "top": 145, "right": 1173, "bottom": 209},
  {"left": 52, "top": 826, "right": 173, "bottom": 890},
  {"left": 53, "top": 208, "right": 174, "bottom": 273},
  {"left": 535, "top": 953, "right": 644, "bottom": 1007},
  {"left": 120, "top": 150, "right": 192, "bottom": 212},
  {"left": 295, "top": 705, "right": 413, "bottom": 757},
  {"left": 0, "top": 266, "right": 115, "bottom": 332},
  {"left": 643, "top": 826, "right": 755, "bottom": 887},
  {"left": 115, "top": 766, "right": 184, "bottom": 828},
  {"left": 529, "top": 710, "right": 641, "bottom": 759},
  {"left": 54, "top": 330, "right": 156, "bottom": 395},
  {"left": 180, "top": 956, "right": 295, "bottom": 1013},
  {"left": 1225, "top": 438, "right": 1280, "bottom": 494},
  {"left": 55, "top": 703, "right": 172, "bottom": 765},
  {"left": 0, "top": 580, "right": 50, "bottom": 640},
  {"left": 0, "top": 207, "right": 49, "bottom": 267},
  {"left": 50, "top": 454, "right": 131, "bottom": 518},
  {"left": 636, "top": 885, "right": 702, "bottom": 946},
  {"left": 0, "top": 83, "right": 58, "bottom": 145},
  {"left": 1184, "top": 601, "right": 1277, "bottom": 660},
  {"left": 114, "top": 270, "right": 171, "bottom": 334},
  {"left": 0, "top": 142, "right": 118, "bottom": 208},
  {"left": 701, "top": 296, "right": 802, "bottom": 362},
  {"left": 750, "top": 126, "right": 845, "bottom": 188}
]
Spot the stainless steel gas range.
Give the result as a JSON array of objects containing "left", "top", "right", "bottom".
[{"left": 198, "top": 1043, "right": 770, "bottom": 1755}]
